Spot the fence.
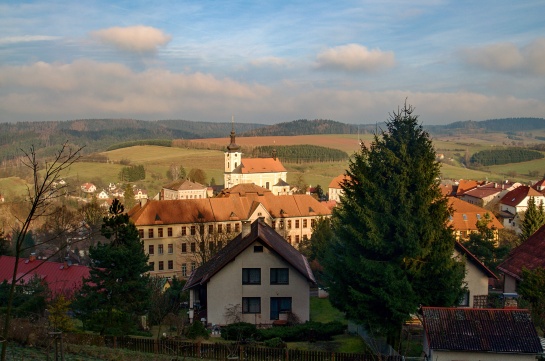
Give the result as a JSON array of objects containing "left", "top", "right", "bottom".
[{"left": 65, "top": 336, "right": 407, "bottom": 361}]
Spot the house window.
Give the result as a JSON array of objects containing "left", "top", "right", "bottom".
[
  {"left": 191, "top": 226, "right": 196, "bottom": 235},
  {"left": 191, "top": 262, "right": 196, "bottom": 271},
  {"left": 218, "top": 224, "right": 223, "bottom": 234},
  {"left": 287, "top": 220, "right": 292, "bottom": 229},
  {"left": 148, "top": 229, "right": 154, "bottom": 238},
  {"left": 182, "top": 263, "right": 187, "bottom": 277},
  {"left": 199, "top": 225, "right": 205, "bottom": 235},
  {"left": 168, "top": 260, "right": 173, "bottom": 270},
  {"left": 295, "top": 220, "right": 300, "bottom": 228},
  {"left": 311, "top": 219, "right": 316, "bottom": 227},
  {"left": 158, "top": 228, "right": 163, "bottom": 237},
  {"left": 270, "top": 268, "right": 289, "bottom": 285},
  {"left": 138, "top": 229, "right": 144, "bottom": 238},
  {"left": 158, "top": 244, "right": 164, "bottom": 254},
  {"left": 168, "top": 244, "right": 173, "bottom": 254},
  {"left": 227, "top": 223, "right": 232, "bottom": 233},
  {"left": 266, "top": 182, "right": 270, "bottom": 189},
  {"left": 182, "top": 243, "right": 187, "bottom": 253},
  {"left": 148, "top": 245, "right": 154, "bottom": 255},
  {"left": 254, "top": 245, "right": 263, "bottom": 253},
  {"left": 182, "top": 227, "right": 187, "bottom": 236},
  {"left": 149, "top": 262, "right": 154, "bottom": 271},
  {"left": 460, "top": 291, "right": 470, "bottom": 307},
  {"left": 303, "top": 219, "right": 308, "bottom": 228},
  {"left": 209, "top": 224, "right": 214, "bottom": 234},
  {"left": 295, "top": 235, "right": 300, "bottom": 243},
  {"left": 190, "top": 242, "right": 196, "bottom": 252},
  {"left": 270, "top": 297, "right": 292, "bottom": 320},
  {"left": 159, "top": 261, "right": 164, "bottom": 271},
  {"left": 235, "top": 223, "right": 240, "bottom": 232},
  {"left": 168, "top": 227, "right": 173, "bottom": 237},
  {"left": 242, "top": 297, "right": 261, "bottom": 314},
  {"left": 242, "top": 268, "right": 261, "bottom": 285}
]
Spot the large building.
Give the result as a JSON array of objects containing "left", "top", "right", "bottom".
[
  {"left": 129, "top": 184, "right": 331, "bottom": 279},
  {"left": 223, "top": 127, "right": 289, "bottom": 195}
]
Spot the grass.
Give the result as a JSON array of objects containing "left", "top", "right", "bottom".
[{"left": 309, "top": 297, "right": 346, "bottom": 324}]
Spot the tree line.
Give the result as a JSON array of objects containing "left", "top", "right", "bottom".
[
  {"left": 470, "top": 148, "right": 544, "bottom": 166},
  {"left": 119, "top": 165, "right": 145, "bottom": 182},
  {"left": 251, "top": 145, "right": 348, "bottom": 163}
]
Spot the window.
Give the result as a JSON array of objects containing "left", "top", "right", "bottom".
[
  {"left": 158, "top": 244, "right": 164, "bottom": 254},
  {"left": 270, "top": 268, "right": 289, "bottom": 285},
  {"left": 270, "top": 297, "right": 292, "bottom": 320},
  {"left": 227, "top": 223, "right": 232, "bottom": 233},
  {"left": 460, "top": 291, "right": 470, "bottom": 307},
  {"left": 303, "top": 219, "right": 308, "bottom": 228},
  {"left": 181, "top": 226, "right": 187, "bottom": 236},
  {"left": 182, "top": 243, "right": 187, "bottom": 253},
  {"left": 295, "top": 220, "right": 300, "bottom": 228},
  {"left": 242, "top": 297, "right": 261, "bottom": 313},
  {"left": 149, "top": 262, "right": 154, "bottom": 271},
  {"left": 182, "top": 263, "right": 187, "bottom": 277},
  {"left": 138, "top": 229, "right": 144, "bottom": 238},
  {"left": 272, "top": 221, "right": 276, "bottom": 229},
  {"left": 148, "top": 229, "right": 154, "bottom": 238},
  {"left": 235, "top": 223, "right": 240, "bottom": 232},
  {"left": 311, "top": 219, "right": 316, "bottom": 227},
  {"left": 295, "top": 235, "right": 300, "bottom": 243},
  {"left": 266, "top": 182, "right": 270, "bottom": 189},
  {"left": 190, "top": 242, "right": 196, "bottom": 252},
  {"left": 287, "top": 220, "right": 292, "bottom": 229},
  {"left": 209, "top": 224, "right": 214, "bottom": 234},
  {"left": 158, "top": 228, "right": 163, "bottom": 237},
  {"left": 242, "top": 268, "right": 261, "bottom": 284},
  {"left": 168, "top": 244, "right": 173, "bottom": 254},
  {"left": 159, "top": 261, "right": 164, "bottom": 271},
  {"left": 168, "top": 260, "right": 173, "bottom": 270},
  {"left": 254, "top": 245, "right": 263, "bottom": 253},
  {"left": 191, "top": 226, "right": 196, "bottom": 235},
  {"left": 218, "top": 224, "right": 223, "bottom": 234},
  {"left": 168, "top": 227, "right": 173, "bottom": 237},
  {"left": 199, "top": 225, "right": 205, "bottom": 235},
  {"left": 191, "top": 262, "right": 196, "bottom": 271},
  {"left": 148, "top": 245, "right": 154, "bottom": 255}
]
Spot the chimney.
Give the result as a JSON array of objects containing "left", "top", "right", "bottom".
[
  {"left": 29, "top": 253, "right": 36, "bottom": 262},
  {"left": 241, "top": 220, "right": 251, "bottom": 238}
]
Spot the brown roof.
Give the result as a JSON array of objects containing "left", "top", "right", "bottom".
[
  {"left": 455, "top": 180, "right": 481, "bottom": 196},
  {"left": 163, "top": 179, "right": 206, "bottom": 191},
  {"left": 236, "top": 158, "right": 286, "bottom": 174},
  {"left": 422, "top": 307, "right": 542, "bottom": 354},
  {"left": 501, "top": 186, "right": 542, "bottom": 207},
  {"left": 129, "top": 187, "right": 331, "bottom": 225},
  {"left": 184, "top": 219, "right": 316, "bottom": 289},
  {"left": 454, "top": 241, "right": 498, "bottom": 279},
  {"left": 328, "top": 174, "right": 349, "bottom": 189},
  {"left": 497, "top": 224, "right": 545, "bottom": 280},
  {"left": 448, "top": 198, "right": 503, "bottom": 231},
  {"left": 439, "top": 184, "right": 455, "bottom": 197}
]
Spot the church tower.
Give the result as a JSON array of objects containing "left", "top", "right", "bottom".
[{"left": 224, "top": 117, "right": 241, "bottom": 188}]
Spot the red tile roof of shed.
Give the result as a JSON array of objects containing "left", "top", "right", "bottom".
[{"left": 497, "top": 223, "right": 545, "bottom": 280}]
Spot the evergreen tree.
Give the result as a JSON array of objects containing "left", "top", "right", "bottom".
[
  {"left": 520, "top": 196, "right": 545, "bottom": 243},
  {"left": 518, "top": 267, "right": 545, "bottom": 335},
  {"left": 123, "top": 184, "right": 136, "bottom": 209},
  {"left": 322, "top": 103, "right": 465, "bottom": 346},
  {"left": 73, "top": 199, "right": 151, "bottom": 335}
]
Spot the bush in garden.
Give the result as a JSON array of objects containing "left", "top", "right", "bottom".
[{"left": 220, "top": 322, "right": 257, "bottom": 341}]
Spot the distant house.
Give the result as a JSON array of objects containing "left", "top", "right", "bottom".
[
  {"left": 134, "top": 189, "right": 148, "bottom": 200},
  {"left": 448, "top": 197, "right": 503, "bottom": 242},
  {"left": 97, "top": 190, "right": 110, "bottom": 199},
  {"left": 0, "top": 255, "right": 91, "bottom": 299},
  {"left": 454, "top": 179, "right": 482, "bottom": 197},
  {"left": 497, "top": 224, "right": 545, "bottom": 293},
  {"left": 328, "top": 174, "right": 350, "bottom": 203},
  {"left": 183, "top": 218, "right": 316, "bottom": 326},
  {"left": 498, "top": 186, "right": 545, "bottom": 233},
  {"left": 460, "top": 181, "right": 521, "bottom": 209},
  {"left": 80, "top": 183, "right": 97, "bottom": 193},
  {"left": 162, "top": 179, "right": 207, "bottom": 200},
  {"left": 421, "top": 307, "right": 542, "bottom": 361}
]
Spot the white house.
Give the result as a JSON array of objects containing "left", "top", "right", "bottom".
[
  {"left": 183, "top": 218, "right": 316, "bottom": 326},
  {"left": 80, "top": 183, "right": 97, "bottom": 193},
  {"left": 328, "top": 174, "right": 349, "bottom": 203},
  {"left": 498, "top": 186, "right": 545, "bottom": 233},
  {"left": 97, "top": 190, "right": 110, "bottom": 199},
  {"left": 162, "top": 179, "right": 207, "bottom": 200}
]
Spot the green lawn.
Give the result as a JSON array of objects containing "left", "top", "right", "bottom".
[{"left": 309, "top": 297, "right": 346, "bottom": 324}]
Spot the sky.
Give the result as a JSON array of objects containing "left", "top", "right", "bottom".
[{"left": 1, "top": 1, "right": 544, "bottom": 125}]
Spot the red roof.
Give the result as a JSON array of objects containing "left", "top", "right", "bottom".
[
  {"left": 238, "top": 158, "right": 286, "bottom": 173},
  {"left": 498, "top": 224, "right": 545, "bottom": 280},
  {"left": 455, "top": 180, "right": 481, "bottom": 196},
  {"left": 0, "top": 256, "right": 91, "bottom": 298},
  {"left": 328, "top": 174, "right": 350, "bottom": 189},
  {"left": 501, "top": 185, "right": 542, "bottom": 207}
]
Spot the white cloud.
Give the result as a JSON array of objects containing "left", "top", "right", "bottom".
[
  {"left": 90, "top": 26, "right": 171, "bottom": 53},
  {"left": 462, "top": 38, "right": 545, "bottom": 76},
  {"left": 316, "top": 44, "right": 395, "bottom": 72}
]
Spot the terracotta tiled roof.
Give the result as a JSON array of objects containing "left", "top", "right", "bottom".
[
  {"left": 462, "top": 181, "right": 514, "bottom": 199},
  {"left": 454, "top": 242, "right": 498, "bottom": 279},
  {"left": 0, "top": 255, "right": 90, "bottom": 298},
  {"left": 164, "top": 179, "right": 206, "bottom": 191},
  {"left": 422, "top": 307, "right": 542, "bottom": 354},
  {"left": 500, "top": 185, "right": 543, "bottom": 207},
  {"left": 328, "top": 174, "right": 349, "bottom": 189},
  {"left": 236, "top": 158, "right": 286, "bottom": 174},
  {"left": 497, "top": 224, "right": 545, "bottom": 280},
  {"left": 448, "top": 198, "right": 503, "bottom": 231},
  {"left": 129, "top": 187, "right": 331, "bottom": 225},
  {"left": 455, "top": 180, "right": 481, "bottom": 196},
  {"left": 439, "top": 184, "right": 455, "bottom": 197},
  {"left": 184, "top": 219, "right": 316, "bottom": 289}
]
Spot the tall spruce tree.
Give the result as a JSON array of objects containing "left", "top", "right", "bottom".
[
  {"left": 73, "top": 199, "right": 151, "bottom": 335},
  {"left": 520, "top": 196, "right": 545, "bottom": 243},
  {"left": 323, "top": 103, "right": 465, "bottom": 346}
]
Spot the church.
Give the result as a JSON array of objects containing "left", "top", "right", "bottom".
[{"left": 223, "top": 126, "right": 290, "bottom": 195}]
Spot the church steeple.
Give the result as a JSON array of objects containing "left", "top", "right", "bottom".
[{"left": 227, "top": 115, "right": 240, "bottom": 152}]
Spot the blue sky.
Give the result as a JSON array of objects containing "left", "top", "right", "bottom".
[{"left": 1, "top": 0, "right": 544, "bottom": 125}]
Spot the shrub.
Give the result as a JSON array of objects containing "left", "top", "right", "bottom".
[
  {"left": 258, "top": 321, "right": 345, "bottom": 342},
  {"left": 186, "top": 320, "right": 209, "bottom": 340},
  {"left": 264, "top": 337, "right": 286, "bottom": 348},
  {"left": 220, "top": 322, "right": 257, "bottom": 341}
]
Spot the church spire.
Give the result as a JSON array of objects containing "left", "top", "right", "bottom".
[{"left": 227, "top": 115, "right": 240, "bottom": 151}]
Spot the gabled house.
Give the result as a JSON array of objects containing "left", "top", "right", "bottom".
[
  {"left": 454, "top": 179, "right": 481, "bottom": 197},
  {"left": 448, "top": 197, "right": 503, "bottom": 242},
  {"left": 454, "top": 242, "right": 498, "bottom": 308},
  {"left": 328, "top": 174, "right": 349, "bottom": 203},
  {"left": 421, "top": 307, "right": 542, "bottom": 361},
  {"left": 183, "top": 218, "right": 316, "bottom": 326},
  {"left": 162, "top": 179, "right": 208, "bottom": 200},
  {"left": 0, "top": 255, "right": 91, "bottom": 299},
  {"left": 97, "top": 189, "right": 110, "bottom": 199},
  {"left": 498, "top": 186, "right": 545, "bottom": 233},
  {"left": 134, "top": 188, "right": 148, "bottom": 200},
  {"left": 80, "top": 182, "right": 96, "bottom": 193},
  {"left": 460, "top": 181, "right": 521, "bottom": 209},
  {"left": 497, "top": 224, "right": 545, "bottom": 293}
]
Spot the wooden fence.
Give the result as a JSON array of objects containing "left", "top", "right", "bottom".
[{"left": 89, "top": 336, "right": 405, "bottom": 361}]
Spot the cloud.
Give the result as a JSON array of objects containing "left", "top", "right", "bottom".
[
  {"left": 0, "top": 35, "right": 60, "bottom": 45},
  {"left": 462, "top": 38, "right": 545, "bottom": 75},
  {"left": 248, "top": 57, "right": 288, "bottom": 68},
  {"left": 315, "top": 44, "right": 395, "bottom": 72},
  {"left": 91, "top": 26, "right": 171, "bottom": 53}
]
